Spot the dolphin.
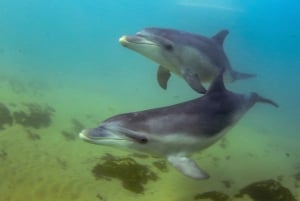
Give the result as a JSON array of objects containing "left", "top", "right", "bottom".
[
  {"left": 79, "top": 70, "right": 277, "bottom": 179},
  {"left": 119, "top": 27, "right": 255, "bottom": 93}
]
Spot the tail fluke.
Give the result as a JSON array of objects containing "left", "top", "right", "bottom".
[
  {"left": 255, "top": 94, "right": 279, "bottom": 108},
  {"left": 231, "top": 70, "right": 256, "bottom": 82}
]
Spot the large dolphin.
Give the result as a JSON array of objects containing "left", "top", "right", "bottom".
[
  {"left": 79, "top": 70, "right": 277, "bottom": 179},
  {"left": 119, "top": 27, "right": 255, "bottom": 93}
]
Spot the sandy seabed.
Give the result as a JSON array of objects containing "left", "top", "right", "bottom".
[{"left": 0, "top": 71, "right": 299, "bottom": 201}]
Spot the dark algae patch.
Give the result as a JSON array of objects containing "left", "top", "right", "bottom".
[
  {"left": 236, "top": 179, "right": 297, "bottom": 201},
  {"left": 0, "top": 102, "right": 13, "bottom": 129},
  {"left": 221, "top": 180, "right": 233, "bottom": 188},
  {"left": 194, "top": 179, "right": 297, "bottom": 201},
  {"left": 13, "top": 103, "right": 55, "bottom": 129},
  {"left": 194, "top": 191, "right": 230, "bottom": 201},
  {"left": 152, "top": 160, "right": 168, "bottom": 172},
  {"left": 92, "top": 154, "right": 158, "bottom": 194},
  {"left": 0, "top": 102, "right": 54, "bottom": 130}
]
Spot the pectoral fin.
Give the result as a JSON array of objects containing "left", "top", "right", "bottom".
[
  {"left": 167, "top": 155, "right": 209, "bottom": 180},
  {"left": 183, "top": 68, "right": 207, "bottom": 94},
  {"left": 157, "top": 65, "right": 171, "bottom": 90}
]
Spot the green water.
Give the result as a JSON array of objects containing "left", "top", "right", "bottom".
[{"left": 0, "top": 0, "right": 300, "bottom": 200}]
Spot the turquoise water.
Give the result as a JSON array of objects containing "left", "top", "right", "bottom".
[{"left": 0, "top": 0, "right": 299, "bottom": 200}]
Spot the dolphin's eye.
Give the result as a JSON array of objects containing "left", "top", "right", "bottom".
[
  {"left": 164, "top": 44, "right": 173, "bottom": 51},
  {"left": 126, "top": 133, "right": 148, "bottom": 144},
  {"left": 139, "top": 137, "right": 148, "bottom": 144}
]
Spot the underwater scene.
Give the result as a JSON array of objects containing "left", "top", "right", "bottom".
[{"left": 0, "top": 0, "right": 299, "bottom": 200}]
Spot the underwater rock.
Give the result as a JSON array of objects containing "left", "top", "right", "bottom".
[
  {"left": 13, "top": 103, "right": 55, "bottom": 129},
  {"left": 92, "top": 154, "right": 158, "bottom": 194},
  {"left": 194, "top": 191, "right": 230, "bottom": 201},
  {"left": 0, "top": 103, "right": 13, "bottom": 129},
  {"left": 236, "top": 179, "right": 297, "bottom": 201}
]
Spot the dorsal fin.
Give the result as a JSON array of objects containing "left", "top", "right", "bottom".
[
  {"left": 207, "top": 68, "right": 226, "bottom": 94},
  {"left": 212, "top": 29, "right": 229, "bottom": 46}
]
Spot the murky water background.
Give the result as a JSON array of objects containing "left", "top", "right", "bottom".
[{"left": 0, "top": 0, "right": 299, "bottom": 200}]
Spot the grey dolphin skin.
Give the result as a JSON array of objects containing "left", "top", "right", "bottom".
[
  {"left": 79, "top": 70, "right": 278, "bottom": 180},
  {"left": 119, "top": 27, "right": 255, "bottom": 93}
]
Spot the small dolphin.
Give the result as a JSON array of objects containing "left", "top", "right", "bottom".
[
  {"left": 119, "top": 27, "right": 255, "bottom": 93},
  {"left": 79, "top": 70, "right": 277, "bottom": 179}
]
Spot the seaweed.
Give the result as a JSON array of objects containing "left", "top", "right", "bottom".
[
  {"left": 0, "top": 103, "right": 13, "bottom": 129},
  {"left": 152, "top": 160, "right": 168, "bottom": 172},
  {"left": 221, "top": 180, "right": 233, "bottom": 188},
  {"left": 236, "top": 179, "right": 297, "bottom": 201},
  {"left": 13, "top": 103, "right": 55, "bottom": 129},
  {"left": 92, "top": 154, "right": 158, "bottom": 194},
  {"left": 194, "top": 191, "right": 230, "bottom": 201}
]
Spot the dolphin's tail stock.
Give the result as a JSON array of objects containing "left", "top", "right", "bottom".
[{"left": 231, "top": 70, "right": 256, "bottom": 82}]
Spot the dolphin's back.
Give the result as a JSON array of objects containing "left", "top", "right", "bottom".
[
  {"left": 106, "top": 92, "right": 245, "bottom": 137},
  {"left": 145, "top": 28, "right": 232, "bottom": 72}
]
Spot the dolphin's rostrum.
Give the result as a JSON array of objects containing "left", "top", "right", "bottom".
[{"left": 79, "top": 70, "right": 277, "bottom": 179}]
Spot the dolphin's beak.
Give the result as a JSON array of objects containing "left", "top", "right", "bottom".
[
  {"left": 79, "top": 128, "right": 96, "bottom": 142},
  {"left": 119, "top": 36, "right": 129, "bottom": 46},
  {"left": 79, "top": 126, "right": 133, "bottom": 146},
  {"left": 119, "top": 35, "right": 156, "bottom": 47}
]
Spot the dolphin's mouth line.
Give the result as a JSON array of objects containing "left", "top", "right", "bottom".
[
  {"left": 119, "top": 35, "right": 158, "bottom": 46},
  {"left": 129, "top": 41, "right": 157, "bottom": 46},
  {"left": 79, "top": 128, "right": 134, "bottom": 142},
  {"left": 134, "top": 34, "right": 158, "bottom": 46},
  {"left": 85, "top": 137, "right": 127, "bottom": 141},
  {"left": 124, "top": 38, "right": 157, "bottom": 46},
  {"left": 80, "top": 134, "right": 129, "bottom": 142}
]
